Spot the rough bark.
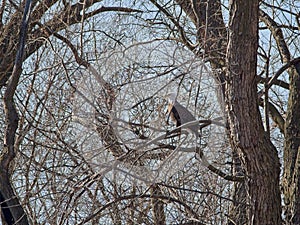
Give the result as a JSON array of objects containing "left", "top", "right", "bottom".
[
  {"left": 228, "top": 151, "right": 247, "bottom": 225},
  {"left": 283, "top": 62, "right": 300, "bottom": 224},
  {"left": 226, "top": 0, "right": 282, "bottom": 224},
  {"left": 260, "top": 7, "right": 300, "bottom": 224},
  {"left": 174, "top": 1, "right": 247, "bottom": 223}
]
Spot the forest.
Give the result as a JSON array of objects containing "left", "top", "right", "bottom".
[{"left": 0, "top": 0, "right": 300, "bottom": 224}]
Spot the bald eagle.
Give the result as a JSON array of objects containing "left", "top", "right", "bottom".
[{"left": 166, "top": 92, "right": 199, "bottom": 135}]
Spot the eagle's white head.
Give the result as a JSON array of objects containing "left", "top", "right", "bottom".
[{"left": 166, "top": 92, "right": 177, "bottom": 104}]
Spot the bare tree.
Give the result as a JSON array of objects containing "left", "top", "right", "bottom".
[
  {"left": 1, "top": 0, "right": 300, "bottom": 224},
  {"left": 226, "top": 1, "right": 281, "bottom": 223}
]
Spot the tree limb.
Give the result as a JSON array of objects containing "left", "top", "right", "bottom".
[{"left": 0, "top": 1, "right": 32, "bottom": 224}]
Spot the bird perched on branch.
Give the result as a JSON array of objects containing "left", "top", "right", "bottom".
[
  {"left": 166, "top": 92, "right": 199, "bottom": 136},
  {"left": 166, "top": 92, "right": 210, "bottom": 166}
]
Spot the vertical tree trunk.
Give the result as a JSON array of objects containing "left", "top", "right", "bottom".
[
  {"left": 174, "top": 1, "right": 248, "bottom": 223},
  {"left": 225, "top": 1, "right": 282, "bottom": 224},
  {"left": 258, "top": 8, "right": 300, "bottom": 224},
  {"left": 0, "top": 1, "right": 31, "bottom": 224},
  {"left": 283, "top": 63, "right": 300, "bottom": 224},
  {"left": 228, "top": 151, "right": 247, "bottom": 225}
]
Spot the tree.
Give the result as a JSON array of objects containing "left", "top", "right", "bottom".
[
  {"left": 226, "top": 1, "right": 281, "bottom": 223},
  {"left": 0, "top": 0, "right": 300, "bottom": 224}
]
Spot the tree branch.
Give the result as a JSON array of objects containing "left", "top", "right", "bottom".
[
  {"left": 259, "top": 9, "right": 291, "bottom": 63},
  {"left": 0, "top": 1, "right": 32, "bottom": 224},
  {"left": 258, "top": 57, "right": 300, "bottom": 97},
  {"left": 78, "top": 193, "right": 202, "bottom": 225}
]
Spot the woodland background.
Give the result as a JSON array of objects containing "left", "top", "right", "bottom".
[{"left": 0, "top": 0, "right": 300, "bottom": 225}]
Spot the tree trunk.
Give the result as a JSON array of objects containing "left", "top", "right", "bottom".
[
  {"left": 174, "top": 1, "right": 248, "bottom": 223},
  {"left": 225, "top": 0, "right": 282, "bottom": 224},
  {"left": 228, "top": 151, "right": 247, "bottom": 225},
  {"left": 259, "top": 7, "right": 300, "bottom": 224},
  {"left": 0, "top": 171, "right": 29, "bottom": 225},
  {"left": 0, "top": 1, "right": 31, "bottom": 224},
  {"left": 283, "top": 62, "right": 300, "bottom": 224}
]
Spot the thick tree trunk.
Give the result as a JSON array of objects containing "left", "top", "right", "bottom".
[
  {"left": 283, "top": 63, "right": 300, "bottom": 224},
  {"left": 174, "top": 1, "right": 248, "bottom": 223},
  {"left": 225, "top": 1, "right": 282, "bottom": 224}
]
